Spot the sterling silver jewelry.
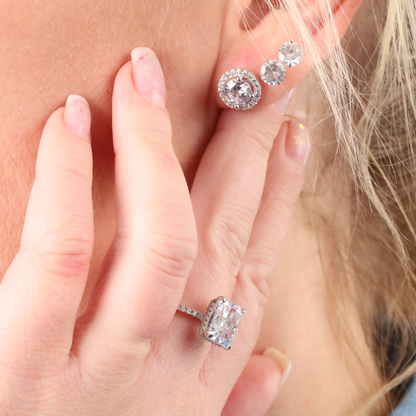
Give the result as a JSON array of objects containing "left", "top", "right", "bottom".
[
  {"left": 260, "top": 60, "right": 286, "bottom": 86},
  {"left": 218, "top": 69, "right": 262, "bottom": 110},
  {"left": 278, "top": 41, "right": 304, "bottom": 67},
  {"left": 176, "top": 296, "right": 245, "bottom": 350},
  {"left": 261, "top": 41, "right": 304, "bottom": 86}
]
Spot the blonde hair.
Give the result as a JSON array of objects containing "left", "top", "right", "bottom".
[{"left": 240, "top": 0, "right": 416, "bottom": 414}]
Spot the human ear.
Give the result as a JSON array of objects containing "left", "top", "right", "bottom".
[{"left": 215, "top": 0, "right": 365, "bottom": 108}]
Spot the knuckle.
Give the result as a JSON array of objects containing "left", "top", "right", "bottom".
[
  {"left": 38, "top": 153, "right": 92, "bottom": 186},
  {"left": 24, "top": 228, "right": 93, "bottom": 279},
  {"left": 265, "top": 175, "right": 303, "bottom": 215},
  {"left": 207, "top": 215, "right": 250, "bottom": 273},
  {"left": 137, "top": 126, "right": 172, "bottom": 147},
  {"left": 139, "top": 232, "right": 197, "bottom": 282},
  {"left": 125, "top": 107, "right": 172, "bottom": 145},
  {"left": 238, "top": 261, "right": 273, "bottom": 309},
  {"left": 149, "top": 142, "right": 180, "bottom": 172},
  {"left": 244, "top": 122, "right": 277, "bottom": 156}
]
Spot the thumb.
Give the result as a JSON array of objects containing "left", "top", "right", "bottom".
[{"left": 222, "top": 348, "right": 292, "bottom": 416}]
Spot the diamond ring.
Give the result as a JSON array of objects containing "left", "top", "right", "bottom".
[{"left": 176, "top": 296, "right": 245, "bottom": 350}]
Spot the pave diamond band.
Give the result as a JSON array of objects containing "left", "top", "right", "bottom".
[
  {"left": 218, "top": 69, "right": 262, "bottom": 110},
  {"left": 176, "top": 304, "right": 205, "bottom": 321},
  {"left": 176, "top": 296, "right": 245, "bottom": 350}
]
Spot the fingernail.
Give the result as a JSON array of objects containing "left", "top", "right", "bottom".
[
  {"left": 64, "top": 95, "right": 91, "bottom": 140},
  {"left": 131, "top": 47, "right": 166, "bottom": 109},
  {"left": 274, "top": 86, "right": 297, "bottom": 115},
  {"left": 285, "top": 110, "right": 310, "bottom": 169},
  {"left": 262, "top": 347, "right": 292, "bottom": 396}
]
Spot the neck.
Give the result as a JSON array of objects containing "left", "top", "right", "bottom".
[{"left": 0, "top": 2, "right": 382, "bottom": 414}]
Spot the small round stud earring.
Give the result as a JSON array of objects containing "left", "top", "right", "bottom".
[
  {"left": 260, "top": 41, "right": 304, "bottom": 86},
  {"left": 278, "top": 41, "right": 304, "bottom": 67},
  {"left": 260, "top": 60, "right": 286, "bottom": 86},
  {"left": 218, "top": 69, "right": 262, "bottom": 110}
]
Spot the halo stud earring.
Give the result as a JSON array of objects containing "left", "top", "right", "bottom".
[
  {"left": 278, "top": 41, "right": 304, "bottom": 67},
  {"left": 218, "top": 69, "right": 262, "bottom": 110},
  {"left": 260, "top": 60, "right": 286, "bottom": 86}
]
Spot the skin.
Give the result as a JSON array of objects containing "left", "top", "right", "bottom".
[{"left": 0, "top": 0, "right": 383, "bottom": 415}]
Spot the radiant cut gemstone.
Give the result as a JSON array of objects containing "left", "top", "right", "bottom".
[
  {"left": 278, "top": 41, "right": 304, "bottom": 67},
  {"left": 260, "top": 60, "right": 286, "bottom": 86},
  {"left": 201, "top": 297, "right": 244, "bottom": 350},
  {"left": 224, "top": 79, "right": 253, "bottom": 106}
]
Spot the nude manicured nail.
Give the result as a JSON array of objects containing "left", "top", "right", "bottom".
[
  {"left": 285, "top": 110, "right": 311, "bottom": 169},
  {"left": 64, "top": 94, "right": 91, "bottom": 140},
  {"left": 262, "top": 347, "right": 292, "bottom": 395},
  {"left": 131, "top": 47, "right": 166, "bottom": 109}
]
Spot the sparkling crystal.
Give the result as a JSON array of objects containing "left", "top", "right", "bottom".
[
  {"left": 218, "top": 69, "right": 262, "bottom": 110},
  {"left": 205, "top": 298, "right": 244, "bottom": 349},
  {"left": 278, "top": 42, "right": 304, "bottom": 67},
  {"left": 224, "top": 79, "right": 253, "bottom": 106},
  {"left": 260, "top": 60, "right": 286, "bottom": 86}
]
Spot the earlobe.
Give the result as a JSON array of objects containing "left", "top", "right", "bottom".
[{"left": 215, "top": 0, "right": 365, "bottom": 109}]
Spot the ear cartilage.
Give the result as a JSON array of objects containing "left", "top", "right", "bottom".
[
  {"left": 260, "top": 41, "right": 304, "bottom": 86},
  {"left": 217, "top": 69, "right": 262, "bottom": 110}
]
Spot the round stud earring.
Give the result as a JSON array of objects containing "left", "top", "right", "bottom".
[
  {"left": 260, "top": 41, "right": 304, "bottom": 86},
  {"left": 218, "top": 69, "right": 262, "bottom": 110},
  {"left": 260, "top": 60, "right": 286, "bottom": 86},
  {"left": 278, "top": 41, "right": 304, "bottom": 67}
]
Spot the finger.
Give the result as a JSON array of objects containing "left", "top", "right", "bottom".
[
  {"left": 79, "top": 48, "right": 197, "bottom": 347},
  {"left": 221, "top": 349, "right": 291, "bottom": 416},
  {"left": 199, "top": 113, "right": 308, "bottom": 401},
  {"left": 0, "top": 95, "right": 93, "bottom": 353},
  {"left": 235, "top": 112, "right": 310, "bottom": 311},
  {"left": 175, "top": 92, "right": 295, "bottom": 326},
  {"left": 168, "top": 95, "right": 295, "bottom": 366},
  {"left": 215, "top": 114, "right": 308, "bottom": 372}
]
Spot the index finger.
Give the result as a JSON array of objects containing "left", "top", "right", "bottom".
[{"left": 78, "top": 48, "right": 198, "bottom": 350}]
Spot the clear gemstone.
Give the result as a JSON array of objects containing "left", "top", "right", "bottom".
[
  {"left": 260, "top": 60, "right": 286, "bottom": 86},
  {"left": 278, "top": 42, "right": 304, "bottom": 67},
  {"left": 218, "top": 69, "right": 262, "bottom": 110},
  {"left": 224, "top": 79, "right": 253, "bottom": 106},
  {"left": 205, "top": 298, "right": 244, "bottom": 349}
]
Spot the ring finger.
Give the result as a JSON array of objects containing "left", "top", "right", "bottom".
[
  {"left": 201, "top": 114, "right": 310, "bottom": 395},
  {"left": 170, "top": 92, "right": 296, "bottom": 357}
]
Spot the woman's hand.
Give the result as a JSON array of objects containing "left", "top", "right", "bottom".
[{"left": 0, "top": 47, "right": 309, "bottom": 415}]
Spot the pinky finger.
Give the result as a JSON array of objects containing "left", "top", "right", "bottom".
[{"left": 222, "top": 349, "right": 292, "bottom": 416}]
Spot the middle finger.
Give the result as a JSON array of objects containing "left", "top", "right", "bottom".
[{"left": 172, "top": 92, "right": 295, "bottom": 352}]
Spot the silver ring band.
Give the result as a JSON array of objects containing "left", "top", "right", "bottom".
[
  {"left": 176, "top": 296, "right": 245, "bottom": 350},
  {"left": 176, "top": 304, "right": 205, "bottom": 321}
]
